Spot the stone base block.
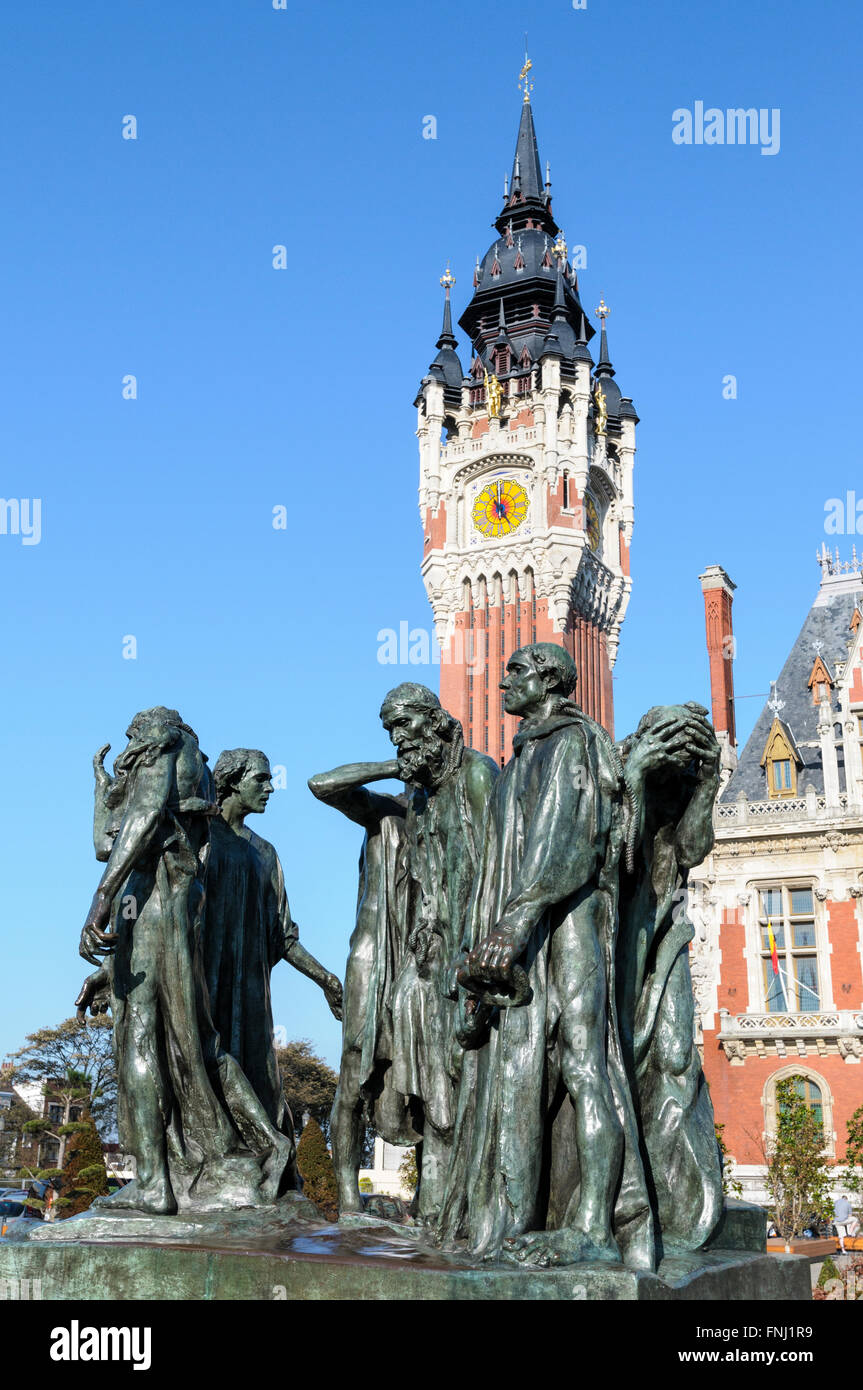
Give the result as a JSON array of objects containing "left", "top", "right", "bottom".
[{"left": 0, "top": 1214, "right": 811, "bottom": 1301}]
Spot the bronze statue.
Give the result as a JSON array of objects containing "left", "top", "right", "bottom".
[
  {"left": 203, "top": 748, "right": 342, "bottom": 1145},
  {"left": 309, "top": 683, "right": 497, "bottom": 1220},
  {"left": 78, "top": 708, "right": 295, "bottom": 1215},
  {"left": 617, "top": 703, "right": 724, "bottom": 1253},
  {"left": 439, "top": 645, "right": 654, "bottom": 1266},
  {"left": 435, "top": 646, "right": 723, "bottom": 1270},
  {"left": 66, "top": 671, "right": 723, "bottom": 1272}
]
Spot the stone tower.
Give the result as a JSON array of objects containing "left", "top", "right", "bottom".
[{"left": 415, "top": 77, "right": 638, "bottom": 761}]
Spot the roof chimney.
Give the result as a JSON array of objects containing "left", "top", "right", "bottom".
[{"left": 699, "top": 565, "right": 738, "bottom": 772}]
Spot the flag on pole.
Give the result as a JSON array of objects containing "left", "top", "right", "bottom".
[{"left": 767, "top": 920, "right": 780, "bottom": 975}]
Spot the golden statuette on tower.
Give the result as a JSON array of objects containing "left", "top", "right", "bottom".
[
  {"left": 593, "top": 383, "right": 608, "bottom": 437},
  {"left": 484, "top": 368, "right": 503, "bottom": 420}
]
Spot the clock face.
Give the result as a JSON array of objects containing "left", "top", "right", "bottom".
[
  {"left": 472, "top": 478, "right": 530, "bottom": 538},
  {"left": 585, "top": 494, "right": 601, "bottom": 552}
]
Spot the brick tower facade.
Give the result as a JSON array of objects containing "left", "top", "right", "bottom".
[{"left": 415, "top": 80, "right": 638, "bottom": 762}]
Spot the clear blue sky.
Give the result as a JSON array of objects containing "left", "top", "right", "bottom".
[{"left": 1, "top": 0, "right": 860, "bottom": 1068}]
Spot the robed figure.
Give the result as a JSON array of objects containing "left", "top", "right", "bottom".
[
  {"left": 617, "top": 703, "right": 724, "bottom": 1254},
  {"left": 203, "top": 748, "right": 342, "bottom": 1143},
  {"left": 443, "top": 645, "right": 656, "bottom": 1269},
  {"left": 309, "top": 683, "right": 497, "bottom": 1219},
  {"left": 78, "top": 708, "right": 295, "bottom": 1215}
]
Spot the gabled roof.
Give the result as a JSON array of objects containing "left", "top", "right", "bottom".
[
  {"left": 721, "top": 575, "right": 862, "bottom": 802},
  {"left": 806, "top": 653, "right": 834, "bottom": 693},
  {"left": 759, "top": 715, "right": 802, "bottom": 767}
]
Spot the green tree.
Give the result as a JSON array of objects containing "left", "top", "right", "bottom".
[
  {"left": 844, "top": 1104, "right": 863, "bottom": 1206},
  {"left": 8, "top": 1017, "right": 116, "bottom": 1170},
  {"left": 296, "top": 1116, "right": 339, "bottom": 1220},
  {"left": 58, "top": 1113, "right": 109, "bottom": 1216},
  {"left": 399, "top": 1147, "right": 418, "bottom": 1193},
  {"left": 275, "top": 1039, "right": 374, "bottom": 1165},
  {"left": 276, "top": 1040, "right": 338, "bottom": 1139},
  {"left": 715, "top": 1122, "right": 743, "bottom": 1201},
  {"left": 764, "top": 1077, "right": 833, "bottom": 1247},
  {"left": 0, "top": 1083, "right": 41, "bottom": 1181}
]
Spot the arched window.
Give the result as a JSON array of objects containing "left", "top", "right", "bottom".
[
  {"left": 780, "top": 1075, "right": 823, "bottom": 1126},
  {"left": 763, "top": 1066, "right": 834, "bottom": 1156}
]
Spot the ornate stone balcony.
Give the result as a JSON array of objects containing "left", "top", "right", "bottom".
[
  {"left": 717, "top": 1007, "right": 863, "bottom": 1062},
  {"left": 716, "top": 792, "right": 850, "bottom": 825}
]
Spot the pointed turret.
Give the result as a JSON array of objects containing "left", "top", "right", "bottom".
[
  {"left": 572, "top": 302, "right": 594, "bottom": 366},
  {"left": 493, "top": 298, "right": 514, "bottom": 350},
  {"left": 428, "top": 264, "right": 463, "bottom": 404},
  {"left": 493, "top": 91, "right": 558, "bottom": 240},
  {"left": 509, "top": 97, "right": 545, "bottom": 203},
  {"left": 592, "top": 298, "right": 622, "bottom": 418},
  {"left": 458, "top": 93, "right": 592, "bottom": 378},
  {"left": 436, "top": 272, "right": 458, "bottom": 350},
  {"left": 543, "top": 257, "right": 577, "bottom": 359}
]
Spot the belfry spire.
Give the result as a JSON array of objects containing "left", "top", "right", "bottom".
[
  {"left": 415, "top": 65, "right": 638, "bottom": 756},
  {"left": 436, "top": 262, "right": 457, "bottom": 349}
]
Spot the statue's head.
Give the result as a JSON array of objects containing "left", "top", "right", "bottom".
[
  {"left": 633, "top": 702, "right": 709, "bottom": 740},
  {"left": 213, "top": 748, "right": 273, "bottom": 815},
  {"left": 501, "top": 643, "right": 578, "bottom": 717},
  {"left": 115, "top": 707, "right": 198, "bottom": 776},
  {"left": 629, "top": 702, "right": 715, "bottom": 811},
  {"left": 379, "top": 683, "right": 460, "bottom": 787}
]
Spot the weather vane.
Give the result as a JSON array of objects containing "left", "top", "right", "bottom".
[
  {"left": 596, "top": 297, "right": 610, "bottom": 323},
  {"left": 440, "top": 261, "right": 456, "bottom": 294},
  {"left": 767, "top": 680, "right": 785, "bottom": 715},
  {"left": 518, "top": 48, "right": 533, "bottom": 104}
]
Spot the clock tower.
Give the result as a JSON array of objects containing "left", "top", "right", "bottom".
[{"left": 415, "top": 72, "right": 638, "bottom": 761}]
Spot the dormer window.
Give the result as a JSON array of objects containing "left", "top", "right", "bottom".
[
  {"left": 807, "top": 654, "right": 834, "bottom": 707},
  {"left": 760, "top": 717, "right": 801, "bottom": 800}
]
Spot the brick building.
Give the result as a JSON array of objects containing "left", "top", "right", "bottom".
[{"left": 691, "top": 550, "right": 863, "bottom": 1202}]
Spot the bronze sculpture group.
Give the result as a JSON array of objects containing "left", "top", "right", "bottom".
[{"left": 74, "top": 642, "right": 724, "bottom": 1271}]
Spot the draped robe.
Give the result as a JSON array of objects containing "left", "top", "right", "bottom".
[
  {"left": 437, "top": 704, "right": 655, "bottom": 1269},
  {"left": 202, "top": 818, "right": 299, "bottom": 1138},
  {"left": 616, "top": 754, "right": 723, "bottom": 1253},
  {"left": 107, "top": 723, "right": 294, "bottom": 1209}
]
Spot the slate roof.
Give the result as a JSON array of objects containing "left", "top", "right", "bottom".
[
  {"left": 721, "top": 570, "right": 863, "bottom": 803},
  {"left": 419, "top": 93, "right": 636, "bottom": 422}
]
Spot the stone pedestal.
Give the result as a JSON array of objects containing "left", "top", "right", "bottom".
[{"left": 0, "top": 1201, "right": 811, "bottom": 1301}]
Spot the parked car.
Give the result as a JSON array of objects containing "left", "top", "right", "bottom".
[
  {"left": 359, "top": 1193, "right": 413, "bottom": 1223},
  {"left": 0, "top": 1197, "right": 32, "bottom": 1236}
]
